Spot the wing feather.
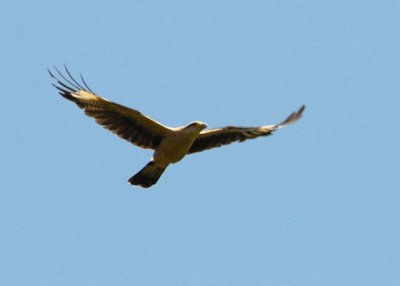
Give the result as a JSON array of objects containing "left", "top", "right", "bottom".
[
  {"left": 49, "top": 67, "right": 172, "bottom": 150},
  {"left": 188, "top": 105, "right": 305, "bottom": 154}
]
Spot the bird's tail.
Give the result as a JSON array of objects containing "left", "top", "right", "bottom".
[{"left": 128, "top": 161, "right": 167, "bottom": 188}]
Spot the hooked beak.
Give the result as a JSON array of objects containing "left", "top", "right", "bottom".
[{"left": 201, "top": 123, "right": 208, "bottom": 130}]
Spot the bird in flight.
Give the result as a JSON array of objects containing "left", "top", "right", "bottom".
[{"left": 49, "top": 66, "right": 305, "bottom": 188}]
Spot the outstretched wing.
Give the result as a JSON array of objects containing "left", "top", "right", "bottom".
[
  {"left": 49, "top": 66, "right": 172, "bottom": 149},
  {"left": 188, "top": 105, "right": 305, "bottom": 154}
]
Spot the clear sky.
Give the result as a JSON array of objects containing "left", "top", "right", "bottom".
[{"left": 1, "top": 1, "right": 399, "bottom": 285}]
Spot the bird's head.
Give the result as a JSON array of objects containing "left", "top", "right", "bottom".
[{"left": 184, "top": 121, "right": 208, "bottom": 132}]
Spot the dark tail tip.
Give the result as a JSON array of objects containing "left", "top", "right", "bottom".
[
  {"left": 128, "top": 161, "right": 165, "bottom": 188},
  {"left": 128, "top": 173, "right": 160, "bottom": 188}
]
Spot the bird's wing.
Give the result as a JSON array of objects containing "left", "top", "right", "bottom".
[
  {"left": 49, "top": 66, "right": 172, "bottom": 150},
  {"left": 188, "top": 105, "right": 305, "bottom": 154}
]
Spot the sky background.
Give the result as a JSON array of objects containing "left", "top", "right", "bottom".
[{"left": 1, "top": 1, "right": 399, "bottom": 285}]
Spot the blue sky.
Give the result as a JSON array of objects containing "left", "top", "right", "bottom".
[{"left": 1, "top": 1, "right": 399, "bottom": 285}]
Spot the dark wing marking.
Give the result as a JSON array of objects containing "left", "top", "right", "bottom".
[
  {"left": 188, "top": 105, "right": 305, "bottom": 154},
  {"left": 49, "top": 66, "right": 172, "bottom": 149}
]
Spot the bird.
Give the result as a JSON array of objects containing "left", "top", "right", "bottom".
[{"left": 49, "top": 66, "right": 305, "bottom": 188}]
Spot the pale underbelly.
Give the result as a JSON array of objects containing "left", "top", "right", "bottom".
[{"left": 152, "top": 136, "right": 195, "bottom": 164}]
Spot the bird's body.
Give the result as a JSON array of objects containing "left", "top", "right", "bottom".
[
  {"left": 49, "top": 66, "right": 305, "bottom": 188},
  {"left": 153, "top": 123, "right": 206, "bottom": 165},
  {"left": 128, "top": 122, "right": 207, "bottom": 187}
]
